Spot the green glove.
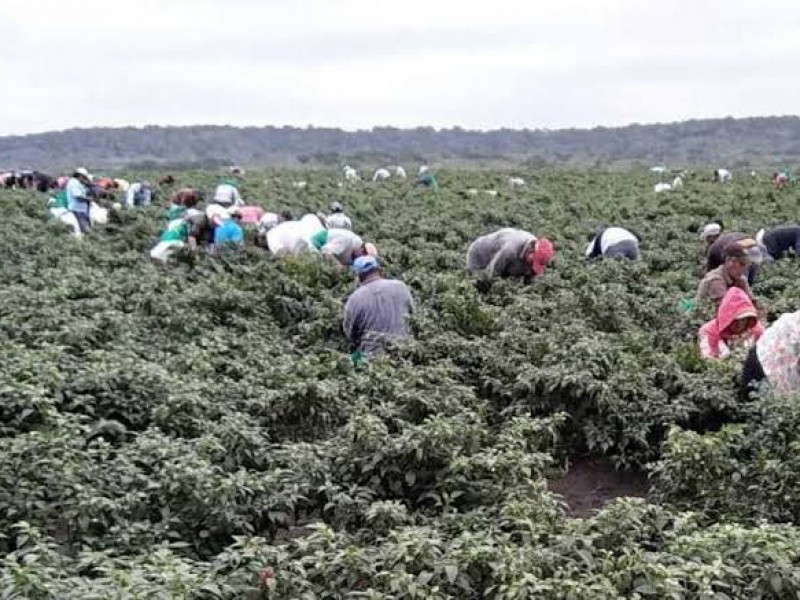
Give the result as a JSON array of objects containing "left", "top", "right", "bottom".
[
  {"left": 678, "top": 298, "right": 697, "bottom": 314},
  {"left": 350, "top": 350, "right": 365, "bottom": 366}
]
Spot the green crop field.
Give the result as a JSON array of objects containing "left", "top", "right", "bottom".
[{"left": 3, "top": 168, "right": 800, "bottom": 598}]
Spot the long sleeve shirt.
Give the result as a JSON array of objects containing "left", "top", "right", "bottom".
[
  {"left": 65, "top": 177, "right": 89, "bottom": 213},
  {"left": 466, "top": 228, "right": 536, "bottom": 278},
  {"left": 585, "top": 227, "right": 638, "bottom": 259},
  {"left": 762, "top": 226, "right": 800, "bottom": 258},
  {"left": 325, "top": 213, "right": 352, "bottom": 230},
  {"left": 213, "top": 184, "right": 243, "bottom": 207},
  {"left": 343, "top": 278, "right": 414, "bottom": 355}
]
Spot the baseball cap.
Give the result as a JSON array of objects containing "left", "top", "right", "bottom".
[
  {"left": 351, "top": 255, "right": 380, "bottom": 274},
  {"left": 725, "top": 239, "right": 763, "bottom": 264}
]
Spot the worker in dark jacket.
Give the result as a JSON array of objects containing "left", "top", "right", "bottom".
[{"left": 756, "top": 225, "right": 800, "bottom": 260}]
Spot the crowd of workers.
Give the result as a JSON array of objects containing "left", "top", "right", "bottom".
[{"left": 13, "top": 165, "right": 800, "bottom": 395}]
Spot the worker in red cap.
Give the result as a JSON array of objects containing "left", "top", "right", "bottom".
[{"left": 466, "top": 228, "right": 555, "bottom": 280}]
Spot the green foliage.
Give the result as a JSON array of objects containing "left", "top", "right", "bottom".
[{"left": 3, "top": 167, "right": 800, "bottom": 597}]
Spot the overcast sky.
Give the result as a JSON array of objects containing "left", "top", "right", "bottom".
[{"left": 1, "top": 0, "right": 799, "bottom": 136}]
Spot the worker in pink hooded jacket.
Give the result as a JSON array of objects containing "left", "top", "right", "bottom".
[{"left": 698, "top": 287, "right": 764, "bottom": 360}]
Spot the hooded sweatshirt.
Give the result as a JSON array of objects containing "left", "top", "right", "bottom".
[
  {"left": 467, "top": 228, "right": 536, "bottom": 278},
  {"left": 698, "top": 287, "right": 764, "bottom": 359}
]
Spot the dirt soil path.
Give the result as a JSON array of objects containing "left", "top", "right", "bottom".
[{"left": 549, "top": 456, "right": 649, "bottom": 517}]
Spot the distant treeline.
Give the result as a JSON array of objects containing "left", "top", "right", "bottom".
[{"left": 2, "top": 116, "right": 800, "bottom": 170}]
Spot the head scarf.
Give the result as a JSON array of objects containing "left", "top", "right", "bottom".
[
  {"left": 530, "top": 237, "right": 555, "bottom": 275},
  {"left": 700, "top": 222, "right": 723, "bottom": 240}
]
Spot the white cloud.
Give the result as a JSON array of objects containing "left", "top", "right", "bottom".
[{"left": 1, "top": 0, "right": 799, "bottom": 134}]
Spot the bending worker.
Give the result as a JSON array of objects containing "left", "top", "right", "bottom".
[
  {"left": 585, "top": 225, "right": 640, "bottom": 260},
  {"left": 756, "top": 224, "right": 800, "bottom": 260},
  {"left": 325, "top": 202, "right": 352, "bottom": 229},
  {"left": 741, "top": 308, "right": 800, "bottom": 398},
  {"left": 466, "top": 228, "right": 555, "bottom": 279},
  {"left": 311, "top": 227, "right": 378, "bottom": 267},
  {"left": 343, "top": 256, "right": 414, "bottom": 357}
]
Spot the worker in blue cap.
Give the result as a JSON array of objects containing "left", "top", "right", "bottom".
[{"left": 343, "top": 256, "right": 415, "bottom": 361}]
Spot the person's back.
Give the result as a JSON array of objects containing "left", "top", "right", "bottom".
[
  {"left": 761, "top": 225, "right": 800, "bottom": 258},
  {"left": 586, "top": 226, "right": 639, "bottom": 260},
  {"left": 754, "top": 311, "right": 800, "bottom": 395},
  {"left": 344, "top": 278, "right": 414, "bottom": 355},
  {"left": 125, "top": 182, "right": 142, "bottom": 207},
  {"left": 325, "top": 212, "right": 352, "bottom": 230},
  {"left": 213, "top": 181, "right": 243, "bottom": 207},
  {"left": 467, "top": 228, "right": 534, "bottom": 277},
  {"left": 267, "top": 220, "right": 311, "bottom": 255},
  {"left": 214, "top": 219, "right": 244, "bottom": 245},
  {"left": 316, "top": 228, "right": 363, "bottom": 263},
  {"left": 237, "top": 205, "right": 264, "bottom": 225},
  {"left": 66, "top": 177, "right": 89, "bottom": 214}
]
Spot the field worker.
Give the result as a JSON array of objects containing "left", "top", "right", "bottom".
[
  {"left": 125, "top": 181, "right": 153, "bottom": 207},
  {"left": 237, "top": 205, "right": 265, "bottom": 226},
  {"left": 207, "top": 205, "right": 244, "bottom": 246},
  {"left": 94, "top": 177, "right": 117, "bottom": 191},
  {"left": 212, "top": 178, "right": 244, "bottom": 208},
  {"left": 167, "top": 188, "right": 202, "bottom": 220},
  {"left": 698, "top": 287, "right": 764, "bottom": 360},
  {"left": 585, "top": 226, "right": 640, "bottom": 261},
  {"left": 150, "top": 207, "right": 207, "bottom": 262},
  {"left": 47, "top": 189, "right": 82, "bottom": 237},
  {"left": 266, "top": 219, "right": 310, "bottom": 255},
  {"left": 467, "top": 228, "right": 555, "bottom": 280},
  {"left": 741, "top": 309, "right": 800, "bottom": 398},
  {"left": 699, "top": 222, "right": 724, "bottom": 249},
  {"left": 325, "top": 201, "right": 352, "bottom": 229},
  {"left": 696, "top": 241, "right": 761, "bottom": 310},
  {"left": 706, "top": 231, "right": 748, "bottom": 271},
  {"left": 65, "top": 167, "right": 93, "bottom": 234},
  {"left": 311, "top": 227, "right": 378, "bottom": 267},
  {"left": 416, "top": 173, "right": 438, "bottom": 189},
  {"left": 343, "top": 256, "right": 414, "bottom": 358},
  {"left": 755, "top": 225, "right": 800, "bottom": 260},
  {"left": 256, "top": 212, "right": 282, "bottom": 247}
]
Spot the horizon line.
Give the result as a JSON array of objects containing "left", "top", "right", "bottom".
[{"left": 2, "top": 114, "right": 798, "bottom": 139}]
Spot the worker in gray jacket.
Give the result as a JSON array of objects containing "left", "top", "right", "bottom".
[
  {"left": 466, "top": 228, "right": 555, "bottom": 280},
  {"left": 343, "top": 256, "right": 414, "bottom": 357}
]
